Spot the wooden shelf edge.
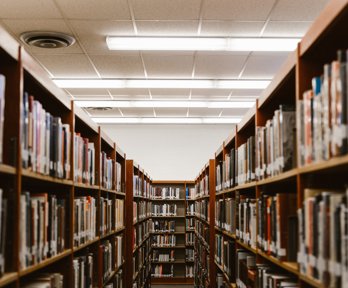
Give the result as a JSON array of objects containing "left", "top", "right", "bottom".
[
  {"left": 74, "top": 182, "right": 100, "bottom": 190},
  {"left": 256, "top": 168, "right": 298, "bottom": 186},
  {"left": 73, "top": 238, "right": 100, "bottom": 253},
  {"left": 0, "top": 164, "right": 16, "bottom": 175},
  {"left": 257, "top": 250, "right": 299, "bottom": 275},
  {"left": 298, "top": 154, "right": 348, "bottom": 174},
  {"left": 236, "top": 239, "right": 257, "bottom": 254},
  {"left": 299, "top": 274, "right": 324, "bottom": 288},
  {"left": 0, "top": 273, "right": 18, "bottom": 287},
  {"left": 21, "top": 169, "right": 73, "bottom": 186},
  {"left": 19, "top": 249, "right": 72, "bottom": 277}
]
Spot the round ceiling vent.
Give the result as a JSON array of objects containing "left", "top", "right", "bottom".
[
  {"left": 87, "top": 107, "right": 113, "bottom": 111},
  {"left": 20, "top": 31, "right": 76, "bottom": 48}
]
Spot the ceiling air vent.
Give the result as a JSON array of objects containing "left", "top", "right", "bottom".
[
  {"left": 87, "top": 107, "right": 113, "bottom": 111},
  {"left": 20, "top": 31, "right": 76, "bottom": 48}
]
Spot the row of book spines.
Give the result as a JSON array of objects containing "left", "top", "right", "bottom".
[
  {"left": 297, "top": 188, "right": 348, "bottom": 287},
  {"left": 299, "top": 49, "right": 348, "bottom": 166},
  {"left": 195, "top": 175, "right": 209, "bottom": 195},
  {"left": 19, "top": 192, "right": 66, "bottom": 270}
]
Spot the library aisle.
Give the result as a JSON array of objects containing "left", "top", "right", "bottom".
[{"left": 0, "top": 0, "right": 348, "bottom": 287}]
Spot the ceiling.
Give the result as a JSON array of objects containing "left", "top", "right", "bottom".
[{"left": 0, "top": 0, "right": 329, "bottom": 122}]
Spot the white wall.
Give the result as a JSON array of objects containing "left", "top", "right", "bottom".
[{"left": 101, "top": 124, "right": 234, "bottom": 181}]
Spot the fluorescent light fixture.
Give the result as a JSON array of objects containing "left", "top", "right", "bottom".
[
  {"left": 106, "top": 37, "right": 300, "bottom": 52},
  {"left": 92, "top": 117, "right": 241, "bottom": 124},
  {"left": 54, "top": 79, "right": 270, "bottom": 89},
  {"left": 75, "top": 100, "right": 255, "bottom": 109}
]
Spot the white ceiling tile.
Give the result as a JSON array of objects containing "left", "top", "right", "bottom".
[
  {"left": 113, "top": 95, "right": 151, "bottom": 100},
  {"left": 2, "top": 19, "right": 83, "bottom": 54},
  {"left": 200, "top": 21, "right": 264, "bottom": 36},
  {"left": 66, "top": 88, "right": 110, "bottom": 96},
  {"left": 136, "top": 21, "right": 199, "bottom": 36},
  {"left": 203, "top": 0, "right": 276, "bottom": 21},
  {"left": 143, "top": 54, "right": 194, "bottom": 78},
  {"left": 150, "top": 89, "right": 191, "bottom": 99},
  {"left": 270, "top": 0, "right": 329, "bottom": 21},
  {"left": 230, "top": 89, "right": 263, "bottom": 97},
  {"left": 194, "top": 54, "right": 247, "bottom": 79},
  {"left": 190, "top": 95, "right": 229, "bottom": 100},
  {"left": 89, "top": 55, "right": 145, "bottom": 78},
  {"left": 73, "top": 95, "right": 112, "bottom": 100},
  {"left": 191, "top": 89, "right": 231, "bottom": 97},
  {"left": 132, "top": 0, "right": 202, "bottom": 20},
  {"left": 220, "top": 108, "right": 249, "bottom": 117},
  {"left": 263, "top": 21, "right": 312, "bottom": 37},
  {"left": 84, "top": 107, "right": 122, "bottom": 117},
  {"left": 69, "top": 20, "right": 135, "bottom": 54},
  {"left": 0, "top": 0, "right": 61, "bottom": 18},
  {"left": 34, "top": 54, "right": 99, "bottom": 78},
  {"left": 155, "top": 108, "right": 187, "bottom": 117},
  {"left": 120, "top": 107, "right": 154, "bottom": 117},
  {"left": 240, "top": 52, "right": 288, "bottom": 79},
  {"left": 189, "top": 107, "right": 221, "bottom": 117},
  {"left": 109, "top": 88, "right": 150, "bottom": 97},
  {"left": 56, "top": 0, "right": 131, "bottom": 20}
]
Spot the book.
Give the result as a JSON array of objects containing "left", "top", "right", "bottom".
[
  {"left": 23, "top": 273, "right": 64, "bottom": 288},
  {"left": 73, "top": 254, "right": 94, "bottom": 288}
]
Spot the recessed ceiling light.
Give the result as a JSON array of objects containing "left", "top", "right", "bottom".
[
  {"left": 54, "top": 79, "right": 270, "bottom": 89},
  {"left": 92, "top": 117, "right": 241, "bottom": 124},
  {"left": 106, "top": 37, "right": 300, "bottom": 52},
  {"left": 76, "top": 100, "right": 255, "bottom": 109}
]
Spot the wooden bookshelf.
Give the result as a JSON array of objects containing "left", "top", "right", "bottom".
[
  {"left": 193, "top": 1, "right": 348, "bottom": 288},
  {"left": 125, "top": 160, "right": 152, "bottom": 288},
  {"left": 150, "top": 180, "right": 194, "bottom": 284},
  {"left": 0, "top": 25, "right": 135, "bottom": 288}
]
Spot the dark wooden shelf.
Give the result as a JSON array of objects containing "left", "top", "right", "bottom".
[
  {"left": 0, "top": 273, "right": 18, "bottom": 287},
  {"left": 21, "top": 169, "right": 73, "bottom": 186},
  {"left": 73, "top": 238, "right": 100, "bottom": 253},
  {"left": 74, "top": 182, "right": 100, "bottom": 190},
  {"left": 0, "top": 164, "right": 16, "bottom": 175},
  {"left": 19, "top": 249, "right": 72, "bottom": 277}
]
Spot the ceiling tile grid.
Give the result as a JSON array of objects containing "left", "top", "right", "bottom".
[{"left": 0, "top": 0, "right": 330, "bottom": 119}]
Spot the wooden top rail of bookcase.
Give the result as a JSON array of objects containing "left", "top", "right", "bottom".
[
  {"left": 21, "top": 49, "right": 71, "bottom": 110},
  {"left": 0, "top": 26, "right": 19, "bottom": 60},
  {"left": 258, "top": 51, "right": 296, "bottom": 109},
  {"left": 237, "top": 105, "right": 255, "bottom": 133},
  {"left": 300, "top": 0, "right": 348, "bottom": 57},
  {"left": 224, "top": 132, "right": 235, "bottom": 147},
  {"left": 74, "top": 104, "right": 99, "bottom": 133},
  {"left": 215, "top": 144, "right": 224, "bottom": 158},
  {"left": 100, "top": 129, "right": 114, "bottom": 149}
]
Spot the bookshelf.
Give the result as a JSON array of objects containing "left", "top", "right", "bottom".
[
  {"left": 194, "top": 160, "right": 216, "bottom": 288},
  {"left": 195, "top": 1, "right": 348, "bottom": 288},
  {"left": 150, "top": 180, "right": 194, "bottom": 285},
  {"left": 125, "top": 160, "right": 152, "bottom": 288},
  {"left": 0, "top": 24, "right": 131, "bottom": 288}
]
